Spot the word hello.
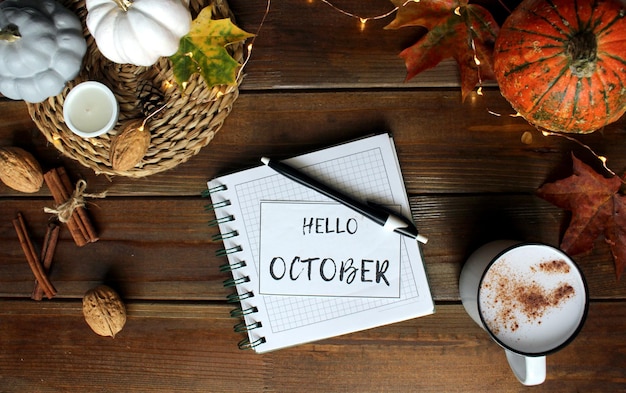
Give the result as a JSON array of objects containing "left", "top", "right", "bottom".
[
  {"left": 302, "top": 217, "right": 358, "bottom": 235},
  {"left": 268, "top": 256, "right": 390, "bottom": 286}
]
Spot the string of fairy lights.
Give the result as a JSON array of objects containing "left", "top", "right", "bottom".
[
  {"left": 305, "top": 0, "right": 486, "bottom": 95},
  {"left": 46, "top": 1, "right": 609, "bottom": 175},
  {"left": 163, "top": 0, "right": 619, "bottom": 181},
  {"left": 314, "top": 0, "right": 410, "bottom": 29},
  {"left": 240, "top": 0, "right": 484, "bottom": 92},
  {"left": 286, "top": 1, "right": 616, "bottom": 176}
]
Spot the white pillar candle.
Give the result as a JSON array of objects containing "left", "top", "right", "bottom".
[{"left": 63, "top": 81, "right": 119, "bottom": 138}]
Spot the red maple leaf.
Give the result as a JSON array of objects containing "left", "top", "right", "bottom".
[
  {"left": 537, "top": 154, "right": 626, "bottom": 279},
  {"left": 385, "top": 0, "right": 499, "bottom": 101}
]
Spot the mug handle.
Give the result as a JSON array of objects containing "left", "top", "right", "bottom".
[{"left": 505, "top": 350, "right": 546, "bottom": 386}]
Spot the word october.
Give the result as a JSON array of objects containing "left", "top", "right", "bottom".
[
  {"left": 266, "top": 216, "right": 390, "bottom": 286},
  {"left": 259, "top": 202, "right": 401, "bottom": 298}
]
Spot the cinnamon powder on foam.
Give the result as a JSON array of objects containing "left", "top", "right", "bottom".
[{"left": 481, "top": 259, "right": 575, "bottom": 335}]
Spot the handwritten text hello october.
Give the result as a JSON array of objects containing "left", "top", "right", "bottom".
[{"left": 266, "top": 217, "right": 392, "bottom": 286}]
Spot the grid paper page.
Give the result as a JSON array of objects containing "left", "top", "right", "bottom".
[
  {"left": 235, "top": 148, "right": 418, "bottom": 332},
  {"left": 209, "top": 134, "right": 434, "bottom": 353}
]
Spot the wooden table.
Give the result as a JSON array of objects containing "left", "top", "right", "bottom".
[{"left": 1, "top": 1, "right": 625, "bottom": 391}]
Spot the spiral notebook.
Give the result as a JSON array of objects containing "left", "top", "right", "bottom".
[{"left": 205, "top": 133, "right": 434, "bottom": 353}]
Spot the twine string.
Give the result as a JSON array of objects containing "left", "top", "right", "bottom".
[{"left": 44, "top": 180, "right": 106, "bottom": 223}]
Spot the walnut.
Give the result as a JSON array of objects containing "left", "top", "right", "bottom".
[
  {"left": 0, "top": 147, "right": 44, "bottom": 193},
  {"left": 110, "top": 119, "right": 151, "bottom": 171},
  {"left": 82, "top": 285, "right": 126, "bottom": 338}
]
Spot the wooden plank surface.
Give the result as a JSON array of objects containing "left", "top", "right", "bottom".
[
  {"left": 2, "top": 92, "right": 624, "bottom": 197},
  {"left": 228, "top": 0, "right": 508, "bottom": 90},
  {"left": 1, "top": 195, "right": 625, "bottom": 302},
  {"left": 0, "top": 300, "right": 623, "bottom": 393},
  {"left": 1, "top": 0, "right": 625, "bottom": 391}
]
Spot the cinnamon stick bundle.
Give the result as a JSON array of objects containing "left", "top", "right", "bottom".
[
  {"left": 32, "top": 222, "right": 60, "bottom": 301},
  {"left": 43, "top": 167, "right": 98, "bottom": 247},
  {"left": 13, "top": 213, "right": 56, "bottom": 299}
]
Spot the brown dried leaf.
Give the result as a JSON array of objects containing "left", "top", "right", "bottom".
[
  {"left": 537, "top": 154, "right": 626, "bottom": 279},
  {"left": 385, "top": 0, "right": 499, "bottom": 100}
]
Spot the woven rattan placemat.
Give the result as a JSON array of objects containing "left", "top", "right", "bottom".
[{"left": 27, "top": 0, "right": 244, "bottom": 178}]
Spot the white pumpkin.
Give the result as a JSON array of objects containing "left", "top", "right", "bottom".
[
  {"left": 86, "top": 0, "right": 192, "bottom": 67},
  {"left": 0, "top": 0, "right": 87, "bottom": 103}
]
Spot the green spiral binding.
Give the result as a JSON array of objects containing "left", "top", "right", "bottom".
[
  {"left": 230, "top": 306, "right": 258, "bottom": 317},
  {"left": 216, "top": 245, "right": 243, "bottom": 257},
  {"left": 234, "top": 321, "right": 263, "bottom": 333},
  {"left": 238, "top": 337, "right": 266, "bottom": 351},
  {"left": 205, "top": 200, "right": 231, "bottom": 211},
  {"left": 207, "top": 215, "right": 234, "bottom": 227},
  {"left": 204, "top": 185, "right": 266, "bottom": 351},
  {"left": 226, "top": 291, "right": 254, "bottom": 303},
  {"left": 202, "top": 184, "right": 227, "bottom": 197},
  {"left": 219, "top": 260, "right": 247, "bottom": 272},
  {"left": 223, "top": 275, "right": 250, "bottom": 287},
  {"left": 212, "top": 230, "right": 239, "bottom": 242}
]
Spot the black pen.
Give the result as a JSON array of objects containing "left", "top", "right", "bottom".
[{"left": 261, "top": 157, "right": 428, "bottom": 244}]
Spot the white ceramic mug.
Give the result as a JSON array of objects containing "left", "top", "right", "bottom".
[{"left": 459, "top": 241, "right": 588, "bottom": 385}]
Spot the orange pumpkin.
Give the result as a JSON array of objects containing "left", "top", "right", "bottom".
[{"left": 494, "top": 0, "right": 626, "bottom": 133}]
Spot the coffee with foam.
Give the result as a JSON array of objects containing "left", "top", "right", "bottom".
[{"left": 478, "top": 244, "right": 587, "bottom": 354}]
